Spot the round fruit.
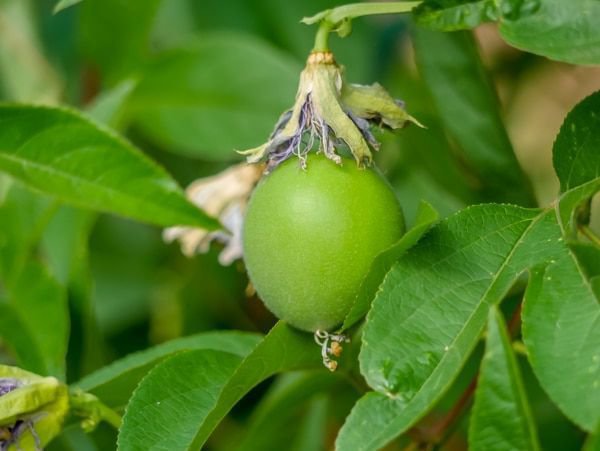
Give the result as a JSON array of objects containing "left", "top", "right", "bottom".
[{"left": 242, "top": 153, "right": 405, "bottom": 332}]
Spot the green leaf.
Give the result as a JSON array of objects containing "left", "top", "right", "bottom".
[
  {"left": 85, "top": 79, "right": 138, "bottom": 128},
  {"left": 0, "top": 0, "right": 63, "bottom": 104},
  {"left": 413, "top": 0, "right": 539, "bottom": 31},
  {"left": 571, "top": 243, "right": 600, "bottom": 281},
  {"left": 337, "top": 205, "right": 562, "bottom": 450},
  {"left": 118, "top": 322, "right": 322, "bottom": 450},
  {"left": 0, "top": 261, "right": 68, "bottom": 379},
  {"left": 412, "top": 28, "right": 534, "bottom": 205},
  {"left": 499, "top": 0, "right": 600, "bottom": 65},
  {"left": 290, "top": 396, "right": 329, "bottom": 451},
  {"left": 337, "top": 202, "right": 600, "bottom": 449},
  {"left": 557, "top": 181, "right": 600, "bottom": 236},
  {"left": 75, "top": 331, "right": 261, "bottom": 409},
  {"left": 0, "top": 179, "right": 54, "bottom": 283},
  {"left": 78, "top": 0, "right": 161, "bottom": 83},
  {"left": 414, "top": 0, "right": 600, "bottom": 65},
  {"left": 41, "top": 206, "right": 96, "bottom": 286},
  {"left": 41, "top": 206, "right": 102, "bottom": 379},
  {"left": 236, "top": 372, "right": 344, "bottom": 451},
  {"left": 126, "top": 33, "right": 301, "bottom": 161},
  {"left": 553, "top": 91, "right": 600, "bottom": 192},
  {"left": 118, "top": 349, "right": 243, "bottom": 451},
  {"left": 585, "top": 426, "right": 600, "bottom": 451},
  {"left": 553, "top": 91, "right": 600, "bottom": 234},
  {"left": 341, "top": 201, "right": 438, "bottom": 330},
  {"left": 469, "top": 307, "right": 540, "bottom": 451},
  {"left": 0, "top": 105, "right": 218, "bottom": 229},
  {"left": 523, "top": 248, "right": 600, "bottom": 431},
  {"left": 53, "top": 0, "right": 83, "bottom": 14},
  {"left": 335, "top": 392, "right": 406, "bottom": 451}
]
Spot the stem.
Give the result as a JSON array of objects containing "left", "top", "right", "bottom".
[
  {"left": 578, "top": 224, "right": 600, "bottom": 247},
  {"left": 313, "top": 20, "right": 334, "bottom": 52},
  {"left": 507, "top": 302, "right": 523, "bottom": 336},
  {"left": 304, "top": 1, "right": 422, "bottom": 52},
  {"left": 432, "top": 377, "right": 478, "bottom": 443},
  {"left": 69, "top": 390, "right": 122, "bottom": 431},
  {"left": 96, "top": 402, "right": 122, "bottom": 429}
]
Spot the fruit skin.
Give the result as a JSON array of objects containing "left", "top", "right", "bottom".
[{"left": 243, "top": 153, "right": 405, "bottom": 332}]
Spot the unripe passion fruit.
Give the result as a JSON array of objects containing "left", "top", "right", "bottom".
[{"left": 243, "top": 154, "right": 405, "bottom": 332}]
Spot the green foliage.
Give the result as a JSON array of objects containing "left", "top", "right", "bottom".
[
  {"left": 554, "top": 91, "right": 600, "bottom": 235},
  {"left": 118, "top": 322, "right": 321, "bottom": 450},
  {"left": 0, "top": 2, "right": 599, "bottom": 451},
  {"left": 553, "top": 91, "right": 600, "bottom": 192},
  {"left": 126, "top": 33, "right": 301, "bottom": 160},
  {"left": 412, "top": 28, "right": 534, "bottom": 205},
  {"left": 499, "top": 0, "right": 600, "bottom": 65},
  {"left": 75, "top": 331, "right": 261, "bottom": 409},
  {"left": 469, "top": 307, "right": 540, "bottom": 451},
  {"left": 118, "top": 349, "right": 244, "bottom": 450},
  {"left": 414, "top": 0, "right": 600, "bottom": 64},
  {"left": 414, "top": 0, "right": 540, "bottom": 31},
  {"left": 0, "top": 105, "right": 217, "bottom": 228},
  {"left": 235, "top": 371, "right": 349, "bottom": 451},
  {"left": 338, "top": 201, "right": 600, "bottom": 448},
  {"left": 53, "top": 0, "right": 83, "bottom": 14},
  {"left": 78, "top": 0, "right": 162, "bottom": 84},
  {"left": 341, "top": 200, "right": 438, "bottom": 330},
  {"left": 523, "top": 249, "right": 600, "bottom": 430},
  {"left": 0, "top": 262, "right": 68, "bottom": 379}
]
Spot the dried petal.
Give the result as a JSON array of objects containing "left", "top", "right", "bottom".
[
  {"left": 239, "top": 51, "right": 421, "bottom": 168},
  {"left": 309, "top": 59, "right": 371, "bottom": 165},
  {"left": 163, "top": 163, "right": 262, "bottom": 264}
]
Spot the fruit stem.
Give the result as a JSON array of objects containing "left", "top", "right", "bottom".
[{"left": 313, "top": 20, "right": 334, "bottom": 52}]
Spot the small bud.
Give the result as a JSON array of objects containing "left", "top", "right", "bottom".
[
  {"left": 0, "top": 365, "right": 69, "bottom": 451},
  {"left": 326, "top": 360, "right": 338, "bottom": 372}
]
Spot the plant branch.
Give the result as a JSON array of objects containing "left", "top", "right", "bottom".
[
  {"left": 303, "top": 1, "right": 422, "bottom": 51},
  {"left": 69, "top": 390, "right": 122, "bottom": 431},
  {"left": 303, "top": 2, "right": 422, "bottom": 25},
  {"left": 432, "top": 377, "right": 478, "bottom": 443}
]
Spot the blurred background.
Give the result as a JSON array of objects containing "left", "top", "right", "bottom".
[{"left": 0, "top": 0, "right": 598, "bottom": 449}]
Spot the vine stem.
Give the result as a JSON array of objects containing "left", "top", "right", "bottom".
[
  {"left": 69, "top": 390, "right": 122, "bottom": 430},
  {"left": 313, "top": 21, "right": 334, "bottom": 52},
  {"left": 96, "top": 402, "right": 122, "bottom": 429},
  {"left": 578, "top": 224, "right": 600, "bottom": 246},
  {"left": 304, "top": 1, "right": 422, "bottom": 52}
]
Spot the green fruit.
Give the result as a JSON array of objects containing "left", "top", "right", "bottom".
[{"left": 243, "top": 153, "right": 405, "bottom": 332}]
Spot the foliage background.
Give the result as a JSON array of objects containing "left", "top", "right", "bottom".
[{"left": 0, "top": 0, "right": 599, "bottom": 449}]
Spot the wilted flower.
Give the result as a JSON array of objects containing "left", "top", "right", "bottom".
[
  {"left": 163, "top": 163, "right": 263, "bottom": 265},
  {"left": 240, "top": 51, "right": 422, "bottom": 170}
]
